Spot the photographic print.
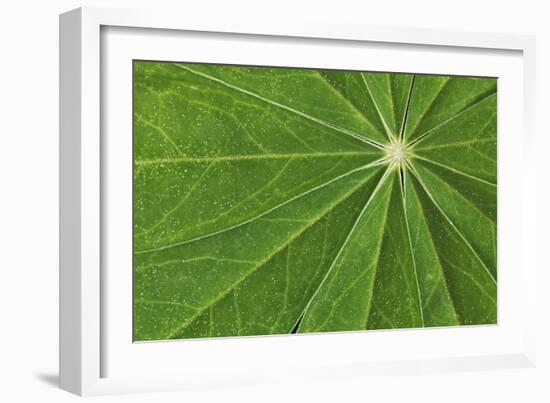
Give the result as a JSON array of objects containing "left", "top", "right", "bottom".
[{"left": 132, "top": 61, "right": 497, "bottom": 342}]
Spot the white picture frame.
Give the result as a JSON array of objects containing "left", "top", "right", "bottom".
[{"left": 59, "top": 6, "right": 537, "bottom": 396}]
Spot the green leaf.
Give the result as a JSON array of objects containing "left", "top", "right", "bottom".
[{"left": 133, "top": 61, "right": 497, "bottom": 341}]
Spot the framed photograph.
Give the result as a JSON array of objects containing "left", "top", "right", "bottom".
[{"left": 60, "top": 6, "right": 537, "bottom": 396}]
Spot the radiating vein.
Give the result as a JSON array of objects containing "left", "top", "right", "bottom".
[
  {"left": 413, "top": 138, "right": 495, "bottom": 151},
  {"left": 136, "top": 256, "right": 258, "bottom": 273},
  {"left": 401, "top": 174, "right": 425, "bottom": 326},
  {"left": 135, "top": 157, "right": 388, "bottom": 255},
  {"left": 315, "top": 71, "right": 385, "bottom": 138},
  {"left": 399, "top": 75, "right": 415, "bottom": 140},
  {"left": 298, "top": 166, "right": 393, "bottom": 330},
  {"left": 412, "top": 155, "right": 497, "bottom": 187},
  {"left": 135, "top": 299, "right": 201, "bottom": 310},
  {"left": 135, "top": 151, "right": 375, "bottom": 166},
  {"left": 407, "top": 163, "right": 496, "bottom": 284},
  {"left": 360, "top": 73, "right": 396, "bottom": 142},
  {"left": 404, "top": 170, "right": 460, "bottom": 323},
  {"left": 407, "top": 91, "right": 497, "bottom": 148},
  {"left": 175, "top": 64, "right": 386, "bottom": 150},
  {"left": 362, "top": 174, "right": 393, "bottom": 328},
  {"left": 405, "top": 77, "right": 451, "bottom": 139}
]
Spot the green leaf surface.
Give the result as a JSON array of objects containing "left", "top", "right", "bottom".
[{"left": 133, "top": 61, "right": 497, "bottom": 341}]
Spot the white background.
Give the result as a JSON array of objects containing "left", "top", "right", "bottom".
[{"left": 0, "top": 0, "right": 548, "bottom": 402}]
